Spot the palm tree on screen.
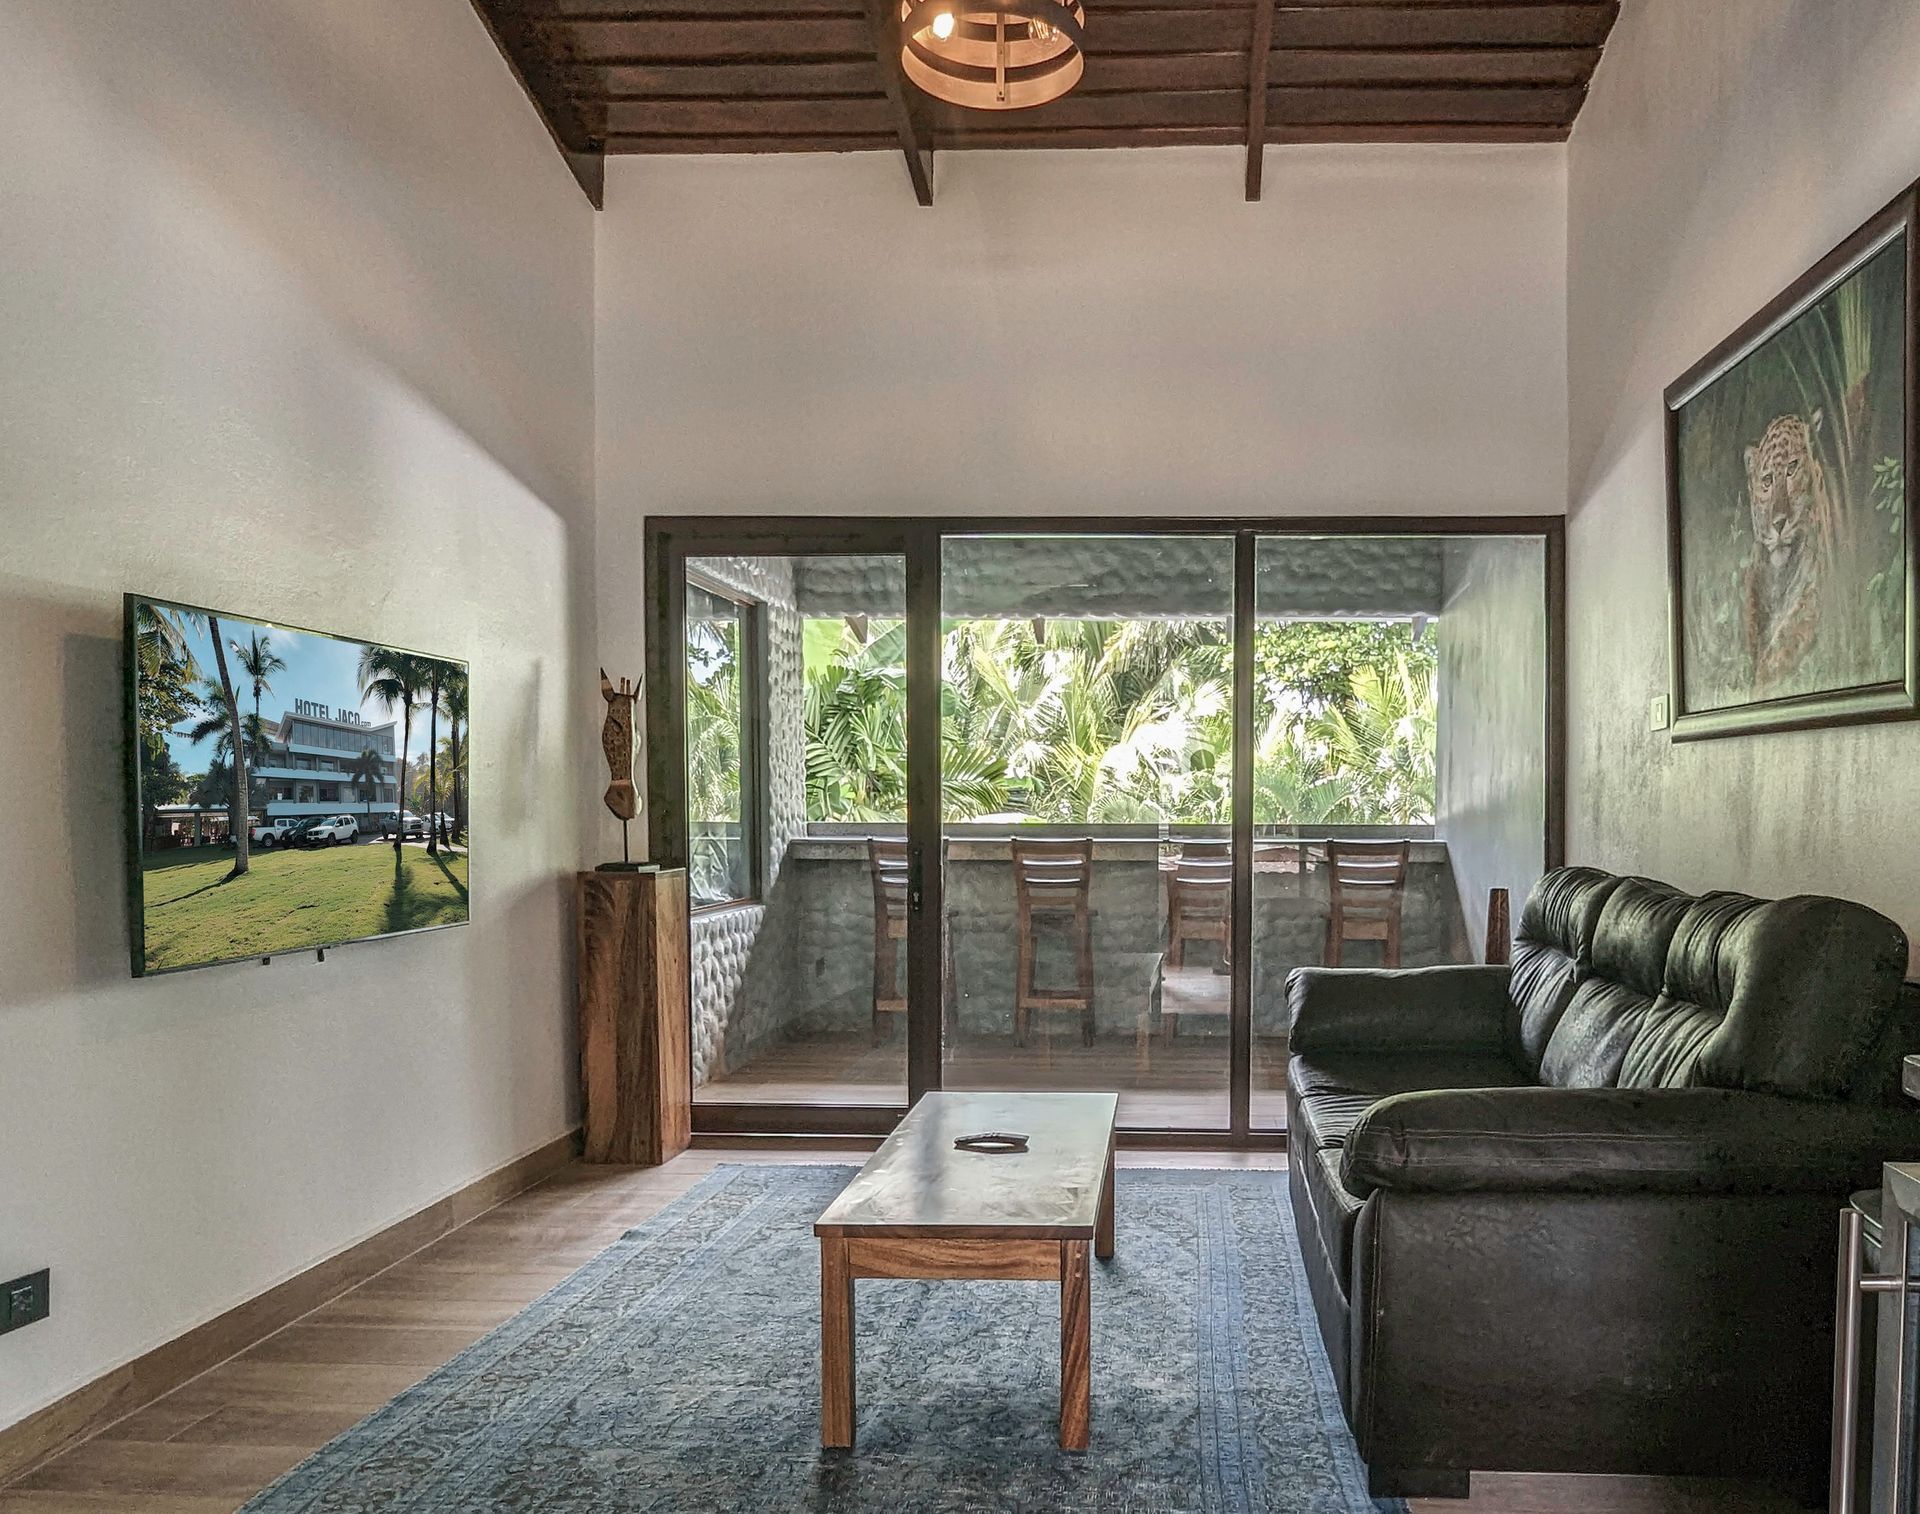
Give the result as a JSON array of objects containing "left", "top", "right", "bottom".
[
  {"left": 438, "top": 667, "right": 469, "bottom": 845},
  {"left": 181, "top": 614, "right": 254, "bottom": 878},
  {"left": 350, "top": 746, "right": 387, "bottom": 826},
  {"left": 231, "top": 630, "right": 286, "bottom": 732},
  {"left": 421, "top": 660, "right": 445, "bottom": 857},
  {"left": 359, "top": 646, "right": 424, "bottom": 854}
]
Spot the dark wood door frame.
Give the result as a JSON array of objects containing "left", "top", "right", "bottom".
[{"left": 644, "top": 513, "right": 1568, "bottom": 1146}]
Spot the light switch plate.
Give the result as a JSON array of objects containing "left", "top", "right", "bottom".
[{"left": 1648, "top": 694, "right": 1671, "bottom": 732}]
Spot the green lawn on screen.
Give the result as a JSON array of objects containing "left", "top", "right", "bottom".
[{"left": 140, "top": 842, "right": 468, "bottom": 971}]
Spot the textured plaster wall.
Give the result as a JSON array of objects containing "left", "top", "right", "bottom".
[
  {"left": 1566, "top": 0, "right": 1920, "bottom": 950},
  {"left": 796, "top": 537, "right": 1449, "bottom": 619},
  {"left": 0, "top": 0, "right": 596, "bottom": 1433},
  {"left": 752, "top": 842, "right": 1462, "bottom": 1049},
  {"left": 685, "top": 556, "right": 808, "bottom": 1082},
  {"left": 1435, "top": 538, "right": 1548, "bottom": 957}
]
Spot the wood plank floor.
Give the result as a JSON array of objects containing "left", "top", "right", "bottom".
[
  {"left": 700, "top": 1031, "right": 1296, "bottom": 1130},
  {"left": 0, "top": 1147, "right": 1799, "bottom": 1514}
]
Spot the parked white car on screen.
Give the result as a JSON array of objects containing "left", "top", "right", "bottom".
[{"left": 305, "top": 815, "right": 360, "bottom": 847}]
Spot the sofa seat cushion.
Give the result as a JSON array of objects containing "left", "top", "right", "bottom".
[
  {"left": 1288, "top": 1051, "right": 1530, "bottom": 1293},
  {"left": 1290, "top": 1051, "right": 1530, "bottom": 1109},
  {"left": 1292, "top": 1051, "right": 1532, "bottom": 1153}
]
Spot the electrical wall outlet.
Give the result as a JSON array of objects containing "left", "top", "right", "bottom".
[
  {"left": 1648, "top": 693, "right": 1672, "bottom": 732},
  {"left": 1, "top": 1269, "right": 49, "bottom": 1336}
]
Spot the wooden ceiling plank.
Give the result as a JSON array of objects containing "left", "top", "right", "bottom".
[
  {"left": 929, "top": 89, "right": 1247, "bottom": 131},
  {"left": 1244, "top": 0, "right": 1276, "bottom": 201},
  {"left": 605, "top": 132, "right": 900, "bottom": 152},
  {"left": 599, "top": 96, "right": 899, "bottom": 134},
  {"left": 933, "top": 125, "right": 1246, "bottom": 148},
  {"left": 503, "top": 0, "right": 862, "bottom": 16},
  {"left": 470, "top": 0, "right": 604, "bottom": 207},
  {"left": 1271, "top": 3, "right": 1617, "bottom": 49},
  {"left": 1267, "top": 82, "right": 1583, "bottom": 124},
  {"left": 1267, "top": 46, "right": 1601, "bottom": 88},
  {"left": 860, "top": 0, "right": 933, "bottom": 204},
  {"left": 1267, "top": 122, "right": 1571, "bottom": 143},
  {"left": 544, "top": 17, "right": 875, "bottom": 62},
  {"left": 564, "top": 60, "right": 886, "bottom": 97}
]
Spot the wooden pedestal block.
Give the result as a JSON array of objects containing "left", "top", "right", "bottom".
[{"left": 576, "top": 868, "right": 691, "bottom": 1165}]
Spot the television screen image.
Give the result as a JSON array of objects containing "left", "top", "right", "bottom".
[{"left": 124, "top": 594, "right": 469, "bottom": 975}]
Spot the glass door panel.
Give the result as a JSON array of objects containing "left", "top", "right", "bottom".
[
  {"left": 684, "top": 553, "right": 909, "bottom": 1111},
  {"left": 1248, "top": 534, "right": 1549, "bottom": 1128},
  {"left": 937, "top": 534, "right": 1234, "bottom": 1130}
]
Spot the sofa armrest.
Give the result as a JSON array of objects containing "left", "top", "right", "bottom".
[
  {"left": 1285, "top": 964, "right": 1513, "bottom": 1059},
  {"left": 1342, "top": 1085, "right": 1920, "bottom": 1198}
]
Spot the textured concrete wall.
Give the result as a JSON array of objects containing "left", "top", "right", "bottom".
[
  {"left": 795, "top": 537, "right": 1447, "bottom": 620},
  {"left": 1567, "top": 0, "right": 1920, "bottom": 957},
  {"left": 1435, "top": 539, "right": 1548, "bottom": 958},
  {"left": 685, "top": 555, "right": 808, "bottom": 1080},
  {"left": 714, "top": 841, "right": 1464, "bottom": 1063}
]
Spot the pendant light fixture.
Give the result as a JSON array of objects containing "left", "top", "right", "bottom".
[{"left": 898, "top": 0, "right": 1087, "bottom": 111}]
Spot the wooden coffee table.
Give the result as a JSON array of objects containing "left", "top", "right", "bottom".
[{"left": 814, "top": 1090, "right": 1119, "bottom": 1452}]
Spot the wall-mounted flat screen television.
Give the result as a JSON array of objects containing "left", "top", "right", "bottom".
[{"left": 124, "top": 594, "right": 469, "bottom": 976}]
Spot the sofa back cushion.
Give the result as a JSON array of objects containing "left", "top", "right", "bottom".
[
  {"left": 1507, "top": 867, "right": 1622, "bottom": 1074},
  {"left": 1510, "top": 867, "right": 1910, "bottom": 1101}
]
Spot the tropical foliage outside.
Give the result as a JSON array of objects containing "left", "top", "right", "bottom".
[{"left": 797, "top": 614, "right": 1437, "bottom": 827}]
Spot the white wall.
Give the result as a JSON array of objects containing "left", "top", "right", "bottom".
[
  {"left": 0, "top": 0, "right": 596, "bottom": 1433},
  {"left": 593, "top": 145, "right": 1569, "bottom": 723},
  {"left": 1567, "top": 0, "right": 1920, "bottom": 952}
]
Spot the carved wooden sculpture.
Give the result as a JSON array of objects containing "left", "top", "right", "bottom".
[{"left": 599, "top": 668, "right": 641, "bottom": 865}]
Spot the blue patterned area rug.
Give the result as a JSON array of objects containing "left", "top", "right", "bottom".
[{"left": 243, "top": 1165, "right": 1401, "bottom": 1513}]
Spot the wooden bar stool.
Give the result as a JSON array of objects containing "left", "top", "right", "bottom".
[
  {"left": 867, "top": 839, "right": 909, "bottom": 1041},
  {"left": 1323, "top": 840, "right": 1410, "bottom": 967},
  {"left": 1165, "top": 839, "right": 1232, "bottom": 969},
  {"left": 1012, "top": 837, "right": 1096, "bottom": 1048},
  {"left": 867, "top": 838, "right": 958, "bottom": 1043}
]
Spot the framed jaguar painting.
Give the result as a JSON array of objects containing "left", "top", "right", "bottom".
[{"left": 1665, "top": 181, "right": 1920, "bottom": 739}]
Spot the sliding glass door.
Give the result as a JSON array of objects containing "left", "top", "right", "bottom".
[
  {"left": 648, "top": 519, "right": 1561, "bottom": 1142},
  {"left": 672, "top": 547, "right": 914, "bottom": 1118},
  {"left": 936, "top": 535, "right": 1235, "bottom": 1131}
]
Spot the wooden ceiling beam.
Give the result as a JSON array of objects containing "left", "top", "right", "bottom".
[
  {"left": 1244, "top": 0, "right": 1275, "bottom": 201},
  {"left": 861, "top": 0, "right": 933, "bottom": 204}
]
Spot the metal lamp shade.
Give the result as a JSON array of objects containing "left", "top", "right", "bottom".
[{"left": 899, "top": 0, "right": 1087, "bottom": 110}]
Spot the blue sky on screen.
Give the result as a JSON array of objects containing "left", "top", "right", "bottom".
[{"left": 152, "top": 604, "right": 452, "bottom": 770}]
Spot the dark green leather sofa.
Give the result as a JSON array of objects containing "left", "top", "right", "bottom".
[{"left": 1285, "top": 866, "right": 1920, "bottom": 1500}]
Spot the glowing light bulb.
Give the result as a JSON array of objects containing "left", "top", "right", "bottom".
[{"left": 930, "top": 10, "right": 955, "bottom": 39}]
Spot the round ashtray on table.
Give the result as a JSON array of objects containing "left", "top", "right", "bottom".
[{"left": 953, "top": 1132, "right": 1030, "bottom": 1154}]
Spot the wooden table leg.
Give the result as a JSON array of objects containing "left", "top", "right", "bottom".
[
  {"left": 1060, "top": 1239, "right": 1091, "bottom": 1451},
  {"left": 821, "top": 1236, "right": 855, "bottom": 1449},
  {"left": 1096, "top": 1148, "right": 1115, "bottom": 1262}
]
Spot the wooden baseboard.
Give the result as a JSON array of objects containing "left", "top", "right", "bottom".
[{"left": 0, "top": 1127, "right": 581, "bottom": 1488}]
